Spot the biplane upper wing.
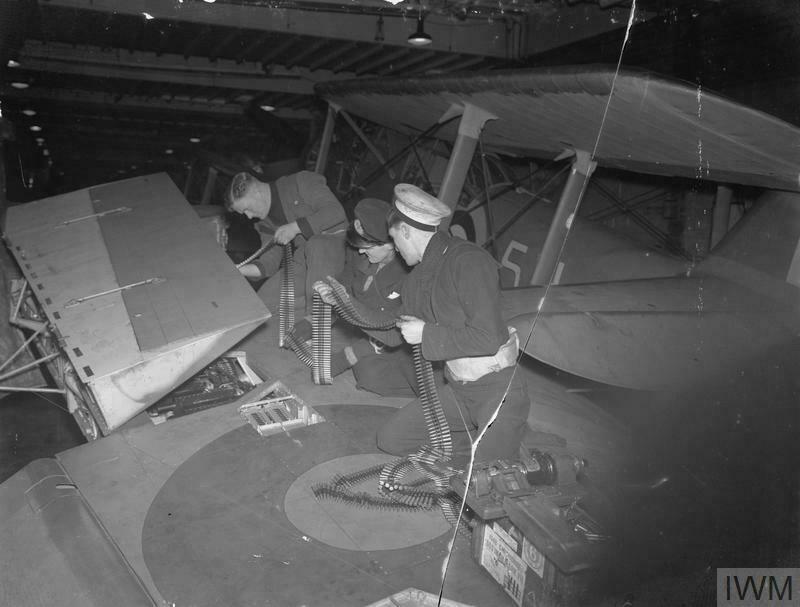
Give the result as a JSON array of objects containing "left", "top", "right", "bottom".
[
  {"left": 317, "top": 66, "right": 800, "bottom": 192},
  {"left": 319, "top": 67, "right": 800, "bottom": 392}
]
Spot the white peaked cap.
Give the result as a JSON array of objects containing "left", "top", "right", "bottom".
[{"left": 393, "top": 183, "right": 451, "bottom": 229}]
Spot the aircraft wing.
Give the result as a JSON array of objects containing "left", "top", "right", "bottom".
[
  {"left": 317, "top": 66, "right": 800, "bottom": 192},
  {"left": 3, "top": 173, "right": 271, "bottom": 434},
  {"left": 502, "top": 276, "right": 796, "bottom": 391}
]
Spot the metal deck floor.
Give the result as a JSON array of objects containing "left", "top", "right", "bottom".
[
  {"left": 0, "top": 317, "right": 517, "bottom": 607},
  {"left": 3, "top": 301, "right": 797, "bottom": 606}
]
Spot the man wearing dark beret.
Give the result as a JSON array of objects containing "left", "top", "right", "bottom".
[{"left": 311, "top": 198, "right": 418, "bottom": 397}]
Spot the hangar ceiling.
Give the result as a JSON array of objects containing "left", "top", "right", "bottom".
[{"left": 0, "top": 0, "right": 797, "bottom": 200}]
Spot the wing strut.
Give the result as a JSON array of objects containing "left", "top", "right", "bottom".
[
  {"left": 436, "top": 102, "right": 497, "bottom": 230},
  {"left": 314, "top": 103, "right": 338, "bottom": 175},
  {"left": 531, "top": 149, "right": 597, "bottom": 285},
  {"left": 710, "top": 185, "right": 733, "bottom": 249},
  {"left": 338, "top": 110, "right": 397, "bottom": 180}
]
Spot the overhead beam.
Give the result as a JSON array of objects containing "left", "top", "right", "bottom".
[
  {"left": 40, "top": 0, "right": 520, "bottom": 59},
  {"left": 19, "top": 41, "right": 318, "bottom": 95},
  {"left": 20, "top": 40, "right": 355, "bottom": 89},
  {"left": 1, "top": 85, "right": 314, "bottom": 121},
  {"left": 19, "top": 122, "right": 256, "bottom": 145}
]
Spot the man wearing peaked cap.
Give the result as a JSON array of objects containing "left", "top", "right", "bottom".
[
  {"left": 391, "top": 184, "right": 452, "bottom": 233},
  {"left": 375, "top": 183, "right": 530, "bottom": 466}
]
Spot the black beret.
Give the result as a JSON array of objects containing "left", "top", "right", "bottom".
[{"left": 348, "top": 198, "right": 391, "bottom": 247}]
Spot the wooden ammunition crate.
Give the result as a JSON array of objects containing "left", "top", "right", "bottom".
[{"left": 472, "top": 494, "right": 611, "bottom": 607}]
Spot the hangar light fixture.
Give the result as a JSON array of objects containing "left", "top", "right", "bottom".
[
  {"left": 408, "top": 13, "right": 432, "bottom": 46},
  {"left": 29, "top": 125, "right": 42, "bottom": 132},
  {"left": 7, "top": 59, "right": 20, "bottom": 68},
  {"left": 259, "top": 104, "right": 275, "bottom": 112},
  {"left": 165, "top": 149, "right": 174, "bottom": 155},
  {"left": 11, "top": 82, "right": 29, "bottom": 89},
  {"left": 189, "top": 137, "right": 201, "bottom": 143},
  {"left": 22, "top": 109, "right": 36, "bottom": 116}
]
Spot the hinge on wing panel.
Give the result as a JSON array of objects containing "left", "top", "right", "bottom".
[
  {"left": 64, "top": 277, "right": 166, "bottom": 308},
  {"left": 54, "top": 206, "right": 131, "bottom": 227}
]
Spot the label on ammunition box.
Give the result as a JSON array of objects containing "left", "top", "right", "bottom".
[
  {"left": 522, "top": 536, "right": 546, "bottom": 579},
  {"left": 480, "top": 524, "right": 526, "bottom": 606},
  {"left": 493, "top": 522, "right": 519, "bottom": 553}
]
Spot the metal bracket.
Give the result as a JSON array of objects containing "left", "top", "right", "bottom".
[
  {"left": 65, "top": 276, "right": 165, "bottom": 308},
  {"left": 54, "top": 206, "right": 131, "bottom": 228}
]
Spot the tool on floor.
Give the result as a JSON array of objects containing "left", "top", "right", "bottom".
[{"left": 237, "top": 378, "right": 323, "bottom": 437}]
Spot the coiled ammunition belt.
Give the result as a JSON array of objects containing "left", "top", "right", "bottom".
[
  {"left": 280, "top": 248, "right": 397, "bottom": 385},
  {"left": 311, "top": 277, "right": 465, "bottom": 531}
]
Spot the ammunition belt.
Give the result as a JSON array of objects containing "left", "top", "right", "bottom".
[
  {"left": 278, "top": 244, "right": 335, "bottom": 384},
  {"left": 326, "top": 277, "right": 396, "bottom": 331},
  {"left": 235, "top": 240, "right": 276, "bottom": 270},
  {"left": 278, "top": 244, "right": 295, "bottom": 349},
  {"left": 311, "top": 285, "right": 465, "bottom": 532},
  {"left": 311, "top": 292, "right": 333, "bottom": 385}
]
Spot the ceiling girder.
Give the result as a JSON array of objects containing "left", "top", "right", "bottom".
[
  {"left": 308, "top": 41, "right": 357, "bottom": 71},
  {"left": 40, "top": 0, "right": 521, "bottom": 59},
  {"left": 19, "top": 41, "right": 326, "bottom": 95},
  {"left": 258, "top": 36, "right": 300, "bottom": 65},
  {"left": 21, "top": 42, "right": 356, "bottom": 83},
  {"left": 439, "top": 55, "right": 489, "bottom": 72},
  {"left": 182, "top": 25, "right": 214, "bottom": 59},
  {"left": 208, "top": 29, "right": 242, "bottom": 60},
  {"left": 236, "top": 33, "right": 272, "bottom": 63},
  {"left": 334, "top": 45, "right": 385, "bottom": 74},
  {"left": 285, "top": 39, "right": 331, "bottom": 70},
  {"left": 22, "top": 113, "right": 254, "bottom": 136},
  {"left": 377, "top": 49, "right": 435, "bottom": 75},
  {"left": 0, "top": 86, "right": 314, "bottom": 121},
  {"left": 355, "top": 47, "right": 409, "bottom": 77},
  {"left": 409, "top": 52, "right": 468, "bottom": 73}
]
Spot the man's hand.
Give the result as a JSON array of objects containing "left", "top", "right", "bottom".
[
  {"left": 312, "top": 280, "right": 337, "bottom": 306},
  {"left": 396, "top": 314, "right": 424, "bottom": 344},
  {"left": 274, "top": 222, "right": 301, "bottom": 245},
  {"left": 238, "top": 263, "right": 262, "bottom": 279}
]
